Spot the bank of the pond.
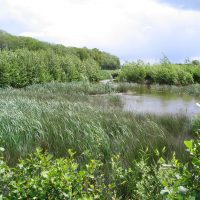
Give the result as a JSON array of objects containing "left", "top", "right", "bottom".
[
  {"left": 88, "top": 81, "right": 200, "bottom": 116},
  {"left": 113, "top": 82, "right": 200, "bottom": 97}
]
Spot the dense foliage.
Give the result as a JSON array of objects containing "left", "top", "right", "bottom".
[
  {"left": 0, "top": 135, "right": 199, "bottom": 199},
  {"left": 119, "top": 61, "right": 200, "bottom": 85},
  {"left": 0, "top": 49, "right": 103, "bottom": 87},
  {"left": 0, "top": 30, "right": 120, "bottom": 71}
]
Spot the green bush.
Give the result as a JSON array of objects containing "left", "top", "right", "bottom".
[
  {"left": 0, "top": 49, "right": 103, "bottom": 87},
  {"left": 192, "top": 67, "right": 200, "bottom": 83},
  {"left": 145, "top": 67, "right": 157, "bottom": 83},
  {"left": 0, "top": 136, "right": 199, "bottom": 199},
  {"left": 158, "top": 136, "right": 200, "bottom": 199},
  {"left": 177, "top": 70, "right": 194, "bottom": 85},
  {"left": 119, "top": 63, "right": 146, "bottom": 83},
  {"left": 99, "top": 70, "right": 112, "bottom": 80},
  {"left": 154, "top": 65, "right": 179, "bottom": 85},
  {"left": 81, "top": 59, "right": 101, "bottom": 82},
  {"left": 119, "top": 63, "right": 200, "bottom": 85},
  {"left": 0, "top": 148, "right": 112, "bottom": 199}
]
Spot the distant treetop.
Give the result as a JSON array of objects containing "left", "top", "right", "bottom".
[{"left": 0, "top": 29, "right": 120, "bottom": 70}]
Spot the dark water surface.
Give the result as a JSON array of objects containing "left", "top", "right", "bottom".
[{"left": 119, "top": 87, "right": 200, "bottom": 116}]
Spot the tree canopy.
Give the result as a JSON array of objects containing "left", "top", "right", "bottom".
[{"left": 0, "top": 30, "right": 120, "bottom": 70}]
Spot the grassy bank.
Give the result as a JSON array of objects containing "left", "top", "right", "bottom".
[
  {"left": 28, "top": 81, "right": 200, "bottom": 97},
  {"left": 112, "top": 82, "right": 200, "bottom": 97}
]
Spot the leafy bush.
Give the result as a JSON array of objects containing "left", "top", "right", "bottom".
[
  {"left": 0, "top": 49, "right": 102, "bottom": 87},
  {"left": 158, "top": 136, "right": 200, "bottom": 199},
  {"left": 154, "top": 65, "right": 179, "bottom": 85},
  {"left": 81, "top": 59, "right": 101, "bottom": 82},
  {"left": 99, "top": 70, "right": 112, "bottom": 80},
  {"left": 0, "top": 136, "right": 199, "bottom": 199},
  {"left": 192, "top": 67, "right": 200, "bottom": 83},
  {"left": 177, "top": 70, "right": 194, "bottom": 85},
  {"left": 119, "top": 63, "right": 146, "bottom": 83},
  {"left": 0, "top": 148, "right": 113, "bottom": 199},
  {"left": 119, "top": 63, "right": 200, "bottom": 85}
]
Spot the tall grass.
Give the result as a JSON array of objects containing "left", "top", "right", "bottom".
[{"left": 0, "top": 82, "right": 192, "bottom": 166}]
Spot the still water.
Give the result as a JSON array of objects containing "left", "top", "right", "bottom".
[{"left": 119, "top": 87, "right": 200, "bottom": 116}]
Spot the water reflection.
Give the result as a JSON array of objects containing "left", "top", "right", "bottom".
[{"left": 120, "top": 89, "right": 200, "bottom": 116}]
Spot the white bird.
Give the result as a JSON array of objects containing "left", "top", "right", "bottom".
[{"left": 196, "top": 103, "right": 200, "bottom": 108}]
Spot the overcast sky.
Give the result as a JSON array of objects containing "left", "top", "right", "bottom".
[{"left": 0, "top": 0, "right": 200, "bottom": 63}]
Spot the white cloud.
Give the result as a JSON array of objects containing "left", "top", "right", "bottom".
[
  {"left": 19, "top": 32, "right": 45, "bottom": 38},
  {"left": 190, "top": 56, "right": 200, "bottom": 61},
  {"left": 1, "top": 0, "right": 200, "bottom": 61}
]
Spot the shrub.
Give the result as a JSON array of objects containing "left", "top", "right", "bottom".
[
  {"left": 99, "top": 70, "right": 112, "bottom": 80},
  {"left": 158, "top": 136, "right": 200, "bottom": 199},
  {"left": 155, "top": 65, "right": 179, "bottom": 85},
  {"left": 0, "top": 149, "right": 113, "bottom": 199},
  {"left": 145, "top": 67, "right": 157, "bottom": 83},
  {"left": 119, "top": 63, "right": 200, "bottom": 85},
  {"left": 119, "top": 63, "right": 146, "bottom": 83},
  {"left": 0, "top": 136, "right": 199, "bottom": 199},
  {"left": 192, "top": 67, "right": 200, "bottom": 83},
  {"left": 81, "top": 59, "right": 101, "bottom": 82},
  {"left": 0, "top": 49, "right": 103, "bottom": 87},
  {"left": 177, "top": 70, "right": 194, "bottom": 85}
]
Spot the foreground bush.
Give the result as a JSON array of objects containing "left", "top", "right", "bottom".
[
  {"left": 0, "top": 149, "right": 112, "bottom": 199},
  {"left": 0, "top": 136, "right": 199, "bottom": 199}
]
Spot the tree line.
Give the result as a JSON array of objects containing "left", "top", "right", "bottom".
[
  {"left": 119, "top": 60, "right": 200, "bottom": 85},
  {"left": 0, "top": 30, "right": 120, "bottom": 68},
  {"left": 0, "top": 49, "right": 104, "bottom": 87}
]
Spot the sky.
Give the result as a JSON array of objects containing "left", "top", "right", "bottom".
[{"left": 0, "top": 0, "right": 200, "bottom": 63}]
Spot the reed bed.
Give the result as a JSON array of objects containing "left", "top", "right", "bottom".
[{"left": 0, "top": 82, "right": 192, "bottom": 166}]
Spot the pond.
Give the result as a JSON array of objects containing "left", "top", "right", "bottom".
[{"left": 119, "top": 87, "right": 200, "bottom": 116}]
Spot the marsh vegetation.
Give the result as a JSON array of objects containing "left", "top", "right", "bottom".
[{"left": 0, "top": 31, "right": 199, "bottom": 199}]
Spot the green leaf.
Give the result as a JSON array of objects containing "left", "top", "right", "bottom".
[
  {"left": 184, "top": 140, "right": 193, "bottom": 151},
  {"left": 41, "top": 170, "right": 49, "bottom": 178}
]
